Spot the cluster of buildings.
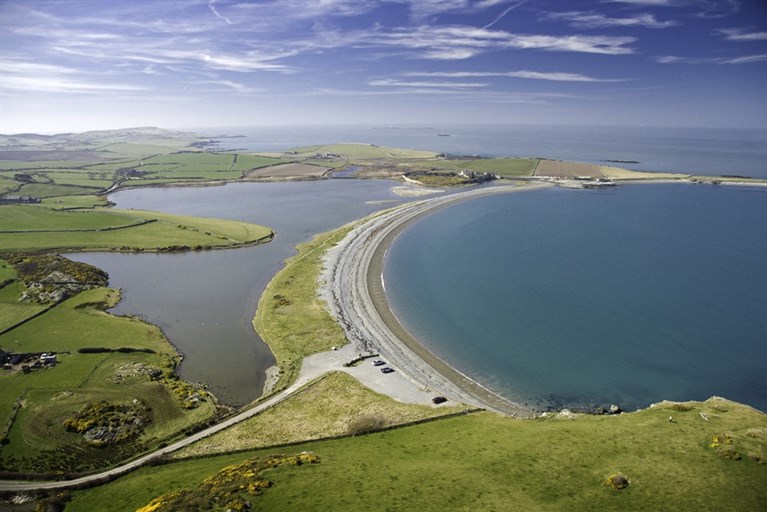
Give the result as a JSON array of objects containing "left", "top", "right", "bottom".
[{"left": 0, "top": 348, "right": 57, "bottom": 373}]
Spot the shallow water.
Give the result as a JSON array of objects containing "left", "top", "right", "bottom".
[{"left": 384, "top": 184, "right": 767, "bottom": 411}]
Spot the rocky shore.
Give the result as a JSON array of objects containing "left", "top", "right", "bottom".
[{"left": 320, "top": 183, "right": 551, "bottom": 417}]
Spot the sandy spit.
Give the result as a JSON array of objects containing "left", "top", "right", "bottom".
[{"left": 320, "top": 183, "right": 551, "bottom": 417}]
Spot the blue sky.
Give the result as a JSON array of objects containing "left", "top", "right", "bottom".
[{"left": 1, "top": 0, "right": 765, "bottom": 133}]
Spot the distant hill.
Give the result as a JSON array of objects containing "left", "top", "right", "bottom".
[{"left": 0, "top": 127, "right": 203, "bottom": 147}]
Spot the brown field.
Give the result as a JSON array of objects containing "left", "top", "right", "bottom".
[
  {"left": 244, "top": 162, "right": 331, "bottom": 179},
  {"left": 534, "top": 159, "right": 604, "bottom": 178}
]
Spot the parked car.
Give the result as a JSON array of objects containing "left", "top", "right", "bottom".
[
  {"left": 381, "top": 367, "right": 395, "bottom": 374},
  {"left": 372, "top": 360, "right": 386, "bottom": 366},
  {"left": 432, "top": 396, "right": 447, "bottom": 404}
]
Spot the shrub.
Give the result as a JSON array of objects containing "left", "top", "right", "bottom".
[
  {"left": 717, "top": 448, "right": 742, "bottom": 460},
  {"left": 347, "top": 415, "right": 387, "bottom": 435},
  {"left": 136, "top": 453, "right": 320, "bottom": 511},
  {"left": 667, "top": 403, "right": 693, "bottom": 412},
  {"left": 605, "top": 473, "right": 630, "bottom": 490},
  {"left": 62, "top": 399, "right": 151, "bottom": 446}
]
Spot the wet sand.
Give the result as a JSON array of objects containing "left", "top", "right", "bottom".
[{"left": 321, "top": 183, "right": 551, "bottom": 417}]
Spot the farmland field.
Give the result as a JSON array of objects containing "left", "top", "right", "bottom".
[
  {"left": 244, "top": 162, "right": 330, "bottom": 179},
  {"left": 534, "top": 159, "right": 604, "bottom": 178},
  {"left": 0, "top": 206, "right": 273, "bottom": 252},
  {"left": 0, "top": 286, "right": 216, "bottom": 473},
  {"left": 405, "top": 157, "right": 538, "bottom": 177}
]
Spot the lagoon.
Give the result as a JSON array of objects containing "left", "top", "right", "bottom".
[{"left": 72, "top": 179, "right": 404, "bottom": 404}]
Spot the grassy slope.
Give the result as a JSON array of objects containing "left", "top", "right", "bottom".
[
  {"left": 70, "top": 397, "right": 766, "bottom": 512},
  {"left": 0, "top": 281, "right": 48, "bottom": 331},
  {"left": 0, "top": 258, "right": 17, "bottom": 283},
  {"left": 174, "top": 371, "right": 467, "bottom": 459},
  {"left": 253, "top": 227, "right": 351, "bottom": 391},
  {"left": 407, "top": 157, "right": 539, "bottom": 177},
  {"left": 0, "top": 206, "right": 272, "bottom": 252}
]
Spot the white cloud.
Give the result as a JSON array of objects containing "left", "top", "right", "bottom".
[
  {"left": 192, "top": 79, "right": 258, "bottom": 94},
  {"left": 369, "top": 78, "right": 488, "bottom": 88},
  {"left": 655, "top": 53, "right": 767, "bottom": 64},
  {"left": 366, "top": 25, "right": 636, "bottom": 59},
  {"left": 723, "top": 54, "right": 767, "bottom": 64},
  {"left": 545, "top": 11, "right": 676, "bottom": 29},
  {"left": 1, "top": 76, "right": 147, "bottom": 94},
  {"left": 482, "top": 0, "right": 528, "bottom": 30},
  {"left": 0, "top": 57, "right": 147, "bottom": 95},
  {"left": 200, "top": 53, "right": 294, "bottom": 73},
  {"left": 718, "top": 28, "right": 767, "bottom": 41},
  {"left": 604, "top": 0, "right": 674, "bottom": 5},
  {"left": 208, "top": 0, "right": 233, "bottom": 25},
  {"left": 0, "top": 60, "right": 78, "bottom": 75},
  {"left": 405, "top": 70, "right": 627, "bottom": 82},
  {"left": 507, "top": 34, "right": 636, "bottom": 54}
]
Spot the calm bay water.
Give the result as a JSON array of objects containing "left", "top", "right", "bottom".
[
  {"left": 385, "top": 184, "right": 767, "bottom": 412},
  {"left": 203, "top": 124, "right": 767, "bottom": 178}
]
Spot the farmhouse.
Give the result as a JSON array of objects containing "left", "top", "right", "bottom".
[{"left": 40, "top": 352, "right": 57, "bottom": 364}]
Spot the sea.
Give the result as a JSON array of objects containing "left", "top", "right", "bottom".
[
  {"left": 199, "top": 124, "right": 767, "bottom": 179},
  {"left": 203, "top": 124, "right": 767, "bottom": 412},
  {"left": 115, "top": 124, "right": 764, "bottom": 411}
]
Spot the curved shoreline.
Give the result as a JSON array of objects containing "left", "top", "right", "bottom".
[{"left": 321, "top": 183, "right": 551, "bottom": 417}]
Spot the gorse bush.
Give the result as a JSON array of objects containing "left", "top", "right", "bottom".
[{"left": 135, "top": 452, "right": 320, "bottom": 512}]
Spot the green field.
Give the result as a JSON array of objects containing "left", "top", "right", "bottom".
[
  {"left": 407, "top": 157, "right": 539, "bottom": 177},
  {"left": 14, "top": 183, "right": 102, "bottom": 198},
  {"left": 0, "top": 287, "right": 216, "bottom": 474},
  {"left": 68, "top": 397, "right": 767, "bottom": 512},
  {"left": 0, "top": 205, "right": 273, "bottom": 252},
  {"left": 0, "top": 281, "right": 48, "bottom": 331},
  {"left": 290, "top": 143, "right": 440, "bottom": 161}
]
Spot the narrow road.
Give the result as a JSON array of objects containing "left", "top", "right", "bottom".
[{"left": 0, "top": 340, "right": 358, "bottom": 492}]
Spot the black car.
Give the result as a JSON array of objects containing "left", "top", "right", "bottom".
[
  {"left": 432, "top": 396, "right": 447, "bottom": 404},
  {"left": 381, "top": 367, "right": 395, "bottom": 374}
]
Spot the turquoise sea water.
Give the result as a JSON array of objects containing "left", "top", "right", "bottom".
[{"left": 384, "top": 184, "right": 767, "bottom": 412}]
